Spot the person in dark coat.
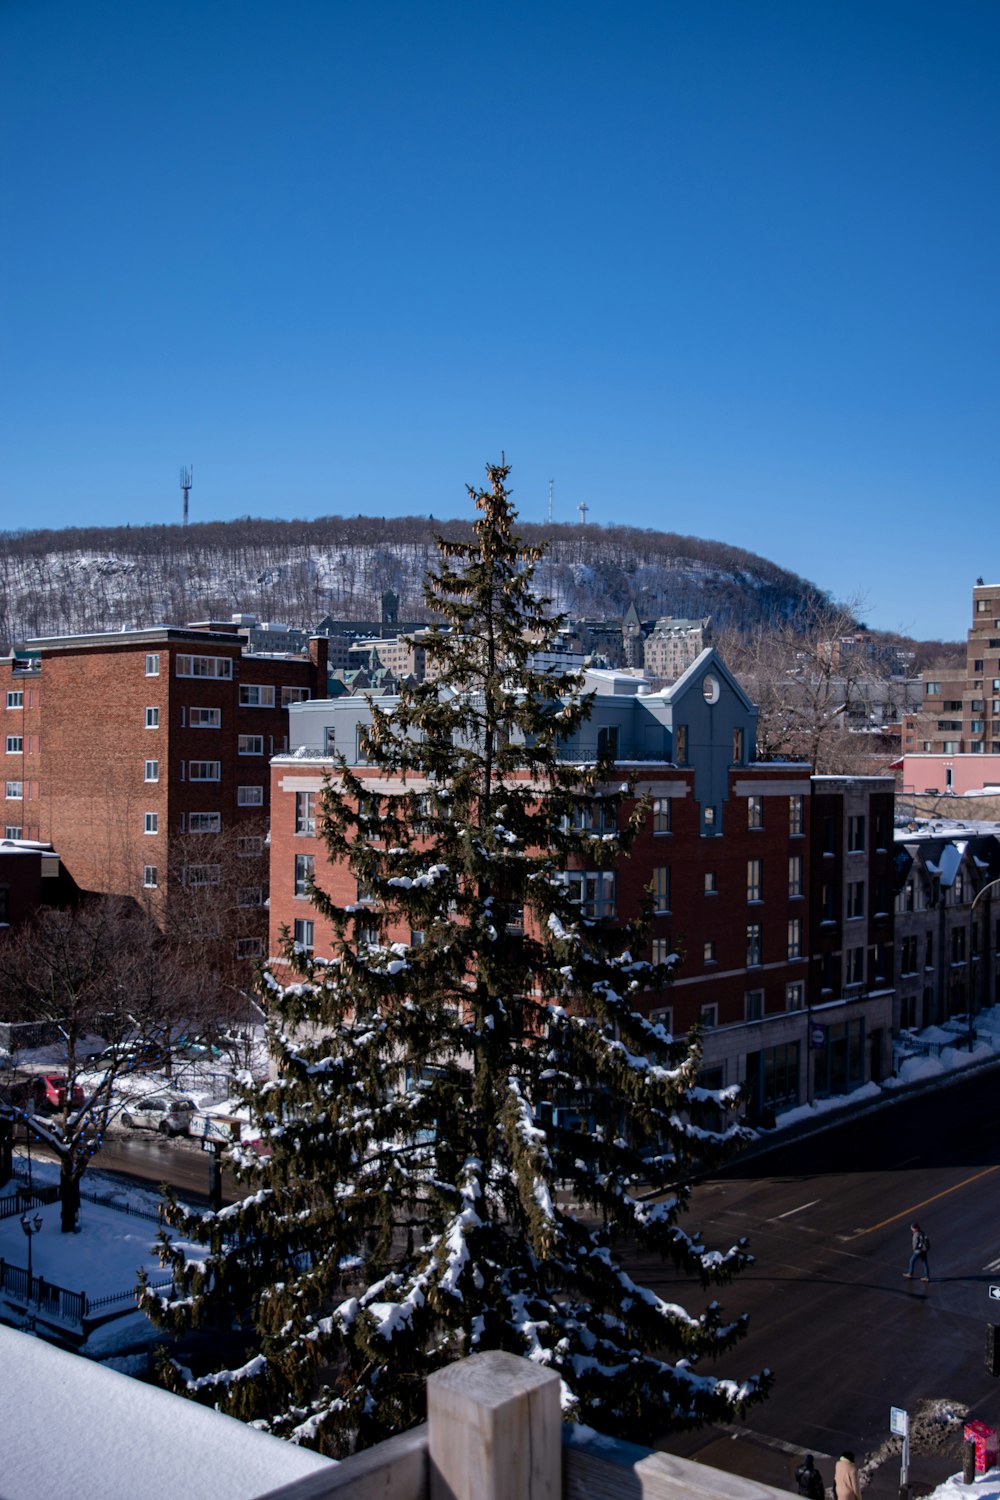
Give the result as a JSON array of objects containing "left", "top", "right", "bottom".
[
  {"left": 904, "top": 1221, "right": 930, "bottom": 1281},
  {"left": 795, "top": 1452, "right": 825, "bottom": 1498}
]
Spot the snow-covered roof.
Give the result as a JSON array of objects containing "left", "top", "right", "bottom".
[{"left": 0, "top": 1323, "right": 334, "bottom": 1500}]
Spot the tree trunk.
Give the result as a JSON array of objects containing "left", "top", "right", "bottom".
[{"left": 60, "top": 1162, "right": 81, "bottom": 1233}]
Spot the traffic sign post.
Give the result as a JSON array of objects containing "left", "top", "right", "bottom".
[{"left": 891, "top": 1407, "right": 910, "bottom": 1498}]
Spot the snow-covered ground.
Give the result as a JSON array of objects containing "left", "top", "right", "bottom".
[{"left": 931, "top": 1471, "right": 1000, "bottom": 1500}]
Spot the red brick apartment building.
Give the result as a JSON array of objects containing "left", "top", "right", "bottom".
[
  {"left": 269, "top": 653, "right": 895, "bottom": 1120},
  {"left": 1, "top": 625, "right": 327, "bottom": 960}
]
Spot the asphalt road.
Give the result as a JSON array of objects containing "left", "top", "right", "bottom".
[
  {"left": 25, "top": 1128, "right": 240, "bottom": 1208},
  {"left": 645, "top": 1067, "right": 1000, "bottom": 1493}
]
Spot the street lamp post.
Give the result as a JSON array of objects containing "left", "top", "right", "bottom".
[
  {"left": 20, "top": 1210, "right": 42, "bottom": 1331},
  {"left": 967, "top": 877, "right": 1000, "bottom": 1051}
]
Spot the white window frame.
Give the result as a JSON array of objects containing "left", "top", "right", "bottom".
[
  {"left": 563, "top": 870, "right": 616, "bottom": 919},
  {"left": 188, "top": 760, "right": 221, "bottom": 781},
  {"left": 237, "top": 886, "right": 263, "bottom": 908},
  {"left": 788, "top": 855, "right": 803, "bottom": 898},
  {"left": 293, "top": 917, "right": 315, "bottom": 952},
  {"left": 785, "top": 980, "right": 805, "bottom": 1011},
  {"left": 236, "top": 937, "right": 263, "bottom": 959},
  {"left": 295, "top": 790, "right": 317, "bottom": 835},
  {"left": 652, "top": 798, "right": 671, "bottom": 834},
  {"left": 144, "top": 812, "right": 158, "bottom": 834},
  {"left": 186, "top": 864, "right": 221, "bottom": 886},
  {"left": 5, "top": 737, "right": 22, "bottom": 754},
  {"left": 787, "top": 917, "right": 802, "bottom": 960},
  {"left": 5, "top": 691, "right": 23, "bottom": 710},
  {"left": 145, "top": 653, "right": 160, "bottom": 676},
  {"left": 144, "top": 760, "right": 159, "bottom": 783},
  {"left": 5, "top": 782, "right": 23, "bottom": 800},
  {"left": 143, "top": 865, "right": 158, "bottom": 889},
  {"left": 294, "top": 853, "right": 315, "bottom": 897},
  {"left": 238, "top": 835, "right": 263, "bottom": 856},
  {"left": 747, "top": 858, "right": 762, "bottom": 903},
  {"left": 653, "top": 866, "right": 670, "bottom": 913},
  {"left": 746, "top": 922, "right": 762, "bottom": 967},
  {"left": 188, "top": 812, "right": 221, "bottom": 833},
  {"left": 145, "top": 706, "right": 159, "bottom": 729},
  {"left": 239, "top": 684, "right": 275, "bottom": 708},
  {"left": 238, "top": 785, "right": 264, "bottom": 806},
  {"left": 789, "top": 795, "right": 804, "bottom": 836},
  {"left": 281, "top": 686, "right": 310, "bottom": 707},
  {"left": 5, "top": 824, "right": 22, "bottom": 838},
  {"left": 238, "top": 734, "right": 264, "bottom": 756},
  {"left": 190, "top": 706, "right": 222, "bottom": 728},
  {"left": 176, "top": 654, "right": 233, "bottom": 679}
]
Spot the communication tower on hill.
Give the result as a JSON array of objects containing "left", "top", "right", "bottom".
[
  {"left": 180, "top": 465, "right": 193, "bottom": 525},
  {"left": 578, "top": 499, "right": 589, "bottom": 528},
  {"left": 548, "top": 479, "right": 553, "bottom": 524}
]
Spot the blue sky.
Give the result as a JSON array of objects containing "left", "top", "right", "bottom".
[{"left": 1, "top": 0, "right": 997, "bottom": 641}]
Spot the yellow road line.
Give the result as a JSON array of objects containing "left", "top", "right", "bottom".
[{"left": 857, "top": 1164, "right": 1000, "bottom": 1236}]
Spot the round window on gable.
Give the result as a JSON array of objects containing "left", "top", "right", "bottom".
[{"left": 702, "top": 674, "right": 720, "bottom": 704}]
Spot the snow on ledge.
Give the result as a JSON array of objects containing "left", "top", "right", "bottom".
[{"left": 0, "top": 1323, "right": 335, "bottom": 1500}]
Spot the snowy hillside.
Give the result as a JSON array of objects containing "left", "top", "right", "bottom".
[{"left": 0, "top": 514, "right": 829, "bottom": 648}]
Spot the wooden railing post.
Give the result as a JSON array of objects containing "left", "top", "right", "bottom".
[{"left": 427, "top": 1351, "right": 561, "bottom": 1500}]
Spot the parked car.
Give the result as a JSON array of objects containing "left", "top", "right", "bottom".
[
  {"left": 120, "top": 1096, "right": 196, "bottom": 1136},
  {"left": 30, "top": 1074, "right": 84, "bottom": 1112}
]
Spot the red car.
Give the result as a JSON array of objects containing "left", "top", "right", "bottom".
[{"left": 29, "top": 1074, "right": 84, "bottom": 1112}]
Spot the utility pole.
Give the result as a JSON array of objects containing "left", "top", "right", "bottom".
[{"left": 180, "top": 465, "right": 193, "bottom": 526}]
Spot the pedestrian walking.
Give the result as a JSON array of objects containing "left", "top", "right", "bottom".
[
  {"left": 795, "top": 1452, "right": 825, "bottom": 1499},
  {"left": 835, "top": 1450, "right": 862, "bottom": 1500},
  {"left": 903, "top": 1221, "right": 931, "bottom": 1282}
]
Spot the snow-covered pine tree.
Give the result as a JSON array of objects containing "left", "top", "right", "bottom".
[{"left": 142, "top": 462, "right": 769, "bottom": 1455}]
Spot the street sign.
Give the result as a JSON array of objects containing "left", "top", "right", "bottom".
[
  {"left": 890, "top": 1407, "right": 909, "bottom": 1437},
  {"left": 990, "top": 1286, "right": 1000, "bottom": 1301},
  {"left": 810, "top": 1026, "right": 826, "bottom": 1048}
]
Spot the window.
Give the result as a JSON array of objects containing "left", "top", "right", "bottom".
[
  {"left": 188, "top": 812, "right": 221, "bottom": 833},
  {"left": 186, "top": 864, "right": 221, "bottom": 886},
  {"left": 236, "top": 937, "right": 264, "bottom": 959},
  {"left": 324, "top": 726, "right": 336, "bottom": 754},
  {"left": 703, "top": 940, "right": 717, "bottom": 964},
  {"left": 745, "top": 990, "right": 764, "bottom": 1022},
  {"left": 238, "top": 835, "right": 263, "bottom": 856},
  {"left": 651, "top": 937, "right": 672, "bottom": 965},
  {"left": 4, "top": 825, "right": 22, "bottom": 838},
  {"left": 787, "top": 918, "right": 802, "bottom": 959},
  {"left": 176, "top": 654, "right": 233, "bottom": 679},
  {"left": 240, "top": 684, "right": 275, "bottom": 707},
  {"left": 703, "top": 805, "right": 716, "bottom": 833},
  {"left": 847, "top": 881, "right": 865, "bottom": 920},
  {"left": 294, "top": 853, "right": 315, "bottom": 897},
  {"left": 563, "top": 871, "right": 616, "bottom": 918},
  {"left": 144, "top": 760, "right": 159, "bottom": 783},
  {"left": 145, "top": 653, "right": 160, "bottom": 676},
  {"left": 5, "top": 782, "right": 23, "bottom": 800},
  {"left": 238, "top": 785, "right": 264, "bottom": 806},
  {"left": 190, "top": 707, "right": 221, "bottom": 728},
  {"left": 786, "top": 981, "right": 805, "bottom": 1011},
  {"left": 189, "top": 760, "right": 221, "bottom": 781},
  {"left": 650, "top": 1005, "right": 673, "bottom": 1033},
  {"left": 5, "top": 737, "right": 22, "bottom": 754},
  {"left": 925, "top": 932, "right": 934, "bottom": 968},
  {"left": 144, "top": 812, "right": 158, "bottom": 834},
  {"left": 410, "top": 929, "right": 425, "bottom": 947},
  {"left": 747, "top": 858, "right": 762, "bottom": 902},
  {"left": 732, "top": 726, "right": 744, "bottom": 763},
  {"left": 674, "top": 725, "right": 687, "bottom": 765},
  {"left": 143, "top": 865, "right": 157, "bottom": 888},
  {"left": 704, "top": 871, "right": 717, "bottom": 895},
  {"left": 747, "top": 795, "right": 764, "bottom": 830},
  {"left": 652, "top": 798, "right": 671, "bottom": 834},
  {"left": 951, "top": 927, "right": 966, "bottom": 963},
  {"left": 845, "top": 948, "right": 864, "bottom": 986},
  {"left": 238, "top": 734, "right": 264, "bottom": 755},
  {"left": 355, "top": 726, "right": 369, "bottom": 764},
  {"left": 145, "top": 706, "right": 159, "bottom": 729},
  {"left": 5, "top": 691, "right": 22, "bottom": 710},
  {"left": 901, "top": 935, "right": 918, "bottom": 974},
  {"left": 847, "top": 815, "right": 866, "bottom": 852},
  {"left": 653, "top": 866, "right": 670, "bottom": 913},
  {"left": 926, "top": 681, "right": 941, "bottom": 695},
  {"left": 699, "top": 1003, "right": 718, "bottom": 1029},
  {"left": 281, "top": 686, "right": 310, "bottom": 707},
  {"left": 746, "top": 922, "right": 762, "bottom": 967},
  {"left": 295, "top": 790, "right": 316, "bottom": 835},
  {"left": 293, "top": 917, "right": 315, "bottom": 951},
  {"left": 237, "top": 887, "right": 263, "bottom": 907},
  {"left": 597, "top": 725, "right": 620, "bottom": 759},
  {"left": 788, "top": 855, "right": 803, "bottom": 898}
]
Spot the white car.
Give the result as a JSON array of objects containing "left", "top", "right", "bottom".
[{"left": 121, "top": 1096, "right": 196, "bottom": 1137}]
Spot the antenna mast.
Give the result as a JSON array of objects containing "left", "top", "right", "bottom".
[
  {"left": 548, "top": 479, "right": 553, "bottom": 524},
  {"left": 578, "top": 499, "right": 589, "bottom": 528},
  {"left": 180, "top": 465, "right": 193, "bottom": 525}
]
